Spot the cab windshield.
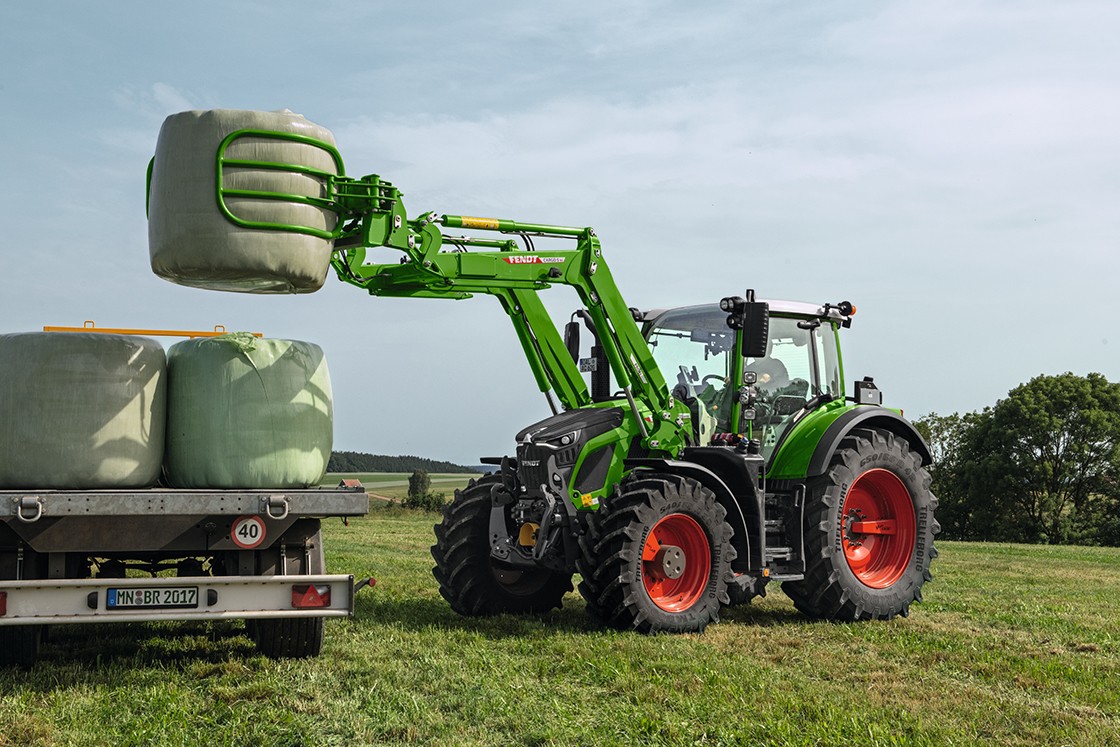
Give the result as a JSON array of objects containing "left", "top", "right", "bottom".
[{"left": 646, "top": 306, "right": 841, "bottom": 457}]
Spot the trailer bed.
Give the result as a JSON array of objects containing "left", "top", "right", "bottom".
[{"left": 0, "top": 486, "right": 369, "bottom": 520}]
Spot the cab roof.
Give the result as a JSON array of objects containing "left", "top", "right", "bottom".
[{"left": 641, "top": 298, "right": 851, "bottom": 324}]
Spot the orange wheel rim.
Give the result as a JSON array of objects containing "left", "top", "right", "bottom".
[
  {"left": 841, "top": 468, "right": 916, "bottom": 588},
  {"left": 642, "top": 513, "right": 710, "bottom": 612}
]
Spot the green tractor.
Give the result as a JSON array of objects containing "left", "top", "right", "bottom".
[
  {"left": 152, "top": 116, "right": 939, "bottom": 633},
  {"left": 431, "top": 292, "right": 939, "bottom": 632}
]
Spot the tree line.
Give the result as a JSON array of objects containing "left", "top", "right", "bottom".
[
  {"left": 915, "top": 372, "right": 1120, "bottom": 546},
  {"left": 328, "top": 451, "right": 482, "bottom": 474}
]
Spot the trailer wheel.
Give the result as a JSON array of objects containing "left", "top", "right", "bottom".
[
  {"left": 0, "top": 626, "right": 42, "bottom": 669},
  {"left": 585, "top": 473, "right": 735, "bottom": 634},
  {"left": 431, "top": 477, "right": 572, "bottom": 616},
  {"left": 253, "top": 528, "right": 325, "bottom": 659},
  {"left": 0, "top": 548, "right": 47, "bottom": 668},
  {"left": 782, "top": 428, "right": 939, "bottom": 620},
  {"left": 254, "top": 612, "right": 323, "bottom": 660}
]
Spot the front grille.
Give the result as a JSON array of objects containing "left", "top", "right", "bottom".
[
  {"left": 517, "top": 444, "right": 550, "bottom": 490},
  {"left": 517, "top": 444, "right": 579, "bottom": 491}
]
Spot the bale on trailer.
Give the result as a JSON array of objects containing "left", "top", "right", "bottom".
[
  {"left": 0, "top": 332, "right": 165, "bottom": 489},
  {"left": 164, "top": 334, "right": 334, "bottom": 489}
]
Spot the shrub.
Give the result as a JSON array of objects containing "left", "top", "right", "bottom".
[
  {"left": 402, "top": 490, "right": 446, "bottom": 512},
  {"left": 408, "top": 470, "right": 431, "bottom": 500}
]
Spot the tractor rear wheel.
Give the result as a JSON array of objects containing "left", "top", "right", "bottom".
[
  {"left": 782, "top": 428, "right": 939, "bottom": 620},
  {"left": 583, "top": 473, "right": 734, "bottom": 634},
  {"left": 432, "top": 477, "right": 572, "bottom": 615}
]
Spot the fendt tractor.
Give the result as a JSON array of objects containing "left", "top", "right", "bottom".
[{"left": 160, "top": 114, "right": 939, "bottom": 634}]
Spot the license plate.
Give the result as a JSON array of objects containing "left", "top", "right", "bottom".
[{"left": 106, "top": 586, "right": 199, "bottom": 609}]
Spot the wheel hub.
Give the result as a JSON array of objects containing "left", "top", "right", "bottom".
[{"left": 653, "top": 545, "right": 686, "bottom": 579}]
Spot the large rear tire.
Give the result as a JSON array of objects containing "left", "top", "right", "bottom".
[
  {"left": 431, "top": 477, "right": 572, "bottom": 616},
  {"left": 583, "top": 473, "right": 735, "bottom": 634},
  {"left": 782, "top": 428, "right": 939, "bottom": 620}
]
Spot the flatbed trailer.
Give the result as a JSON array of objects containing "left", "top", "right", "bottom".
[{"left": 0, "top": 485, "right": 369, "bottom": 666}]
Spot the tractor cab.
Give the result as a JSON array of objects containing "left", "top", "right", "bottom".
[{"left": 644, "top": 300, "right": 847, "bottom": 458}]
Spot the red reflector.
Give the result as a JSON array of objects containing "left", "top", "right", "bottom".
[
  {"left": 291, "top": 584, "right": 331, "bottom": 609},
  {"left": 0, "top": 591, "right": 6, "bottom": 616}
]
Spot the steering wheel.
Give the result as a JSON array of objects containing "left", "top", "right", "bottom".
[{"left": 701, "top": 374, "right": 726, "bottom": 387}]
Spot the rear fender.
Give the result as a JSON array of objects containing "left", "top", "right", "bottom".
[
  {"left": 767, "top": 404, "right": 931, "bottom": 480},
  {"left": 806, "top": 408, "right": 932, "bottom": 477}
]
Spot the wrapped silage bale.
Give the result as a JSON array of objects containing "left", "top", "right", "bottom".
[
  {"left": 0, "top": 333, "right": 166, "bottom": 489},
  {"left": 164, "top": 334, "right": 333, "bottom": 488},
  {"left": 148, "top": 108, "right": 339, "bottom": 294}
]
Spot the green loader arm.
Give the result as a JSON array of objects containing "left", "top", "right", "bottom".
[{"left": 210, "top": 129, "right": 690, "bottom": 456}]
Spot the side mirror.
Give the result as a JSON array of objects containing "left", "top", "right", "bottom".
[
  {"left": 742, "top": 300, "right": 769, "bottom": 359},
  {"left": 721, "top": 289, "right": 770, "bottom": 359},
  {"left": 564, "top": 320, "right": 580, "bottom": 363}
]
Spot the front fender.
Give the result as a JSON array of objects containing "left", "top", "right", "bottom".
[{"left": 624, "top": 458, "right": 757, "bottom": 572}]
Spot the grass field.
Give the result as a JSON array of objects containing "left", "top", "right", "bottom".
[{"left": 2, "top": 502, "right": 1118, "bottom": 746}]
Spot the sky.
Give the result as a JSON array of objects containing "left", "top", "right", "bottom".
[{"left": 1, "top": 1, "right": 1117, "bottom": 466}]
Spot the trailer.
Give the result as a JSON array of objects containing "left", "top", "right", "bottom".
[{"left": 0, "top": 484, "right": 368, "bottom": 667}]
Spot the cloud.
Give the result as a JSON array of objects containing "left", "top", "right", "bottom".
[
  {"left": 111, "top": 82, "right": 200, "bottom": 122},
  {"left": 330, "top": 69, "right": 1116, "bottom": 249},
  {"left": 150, "top": 82, "right": 196, "bottom": 114}
]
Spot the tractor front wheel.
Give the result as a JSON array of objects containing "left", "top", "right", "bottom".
[
  {"left": 782, "top": 427, "right": 939, "bottom": 620},
  {"left": 583, "top": 473, "right": 735, "bottom": 634},
  {"left": 432, "top": 477, "right": 572, "bottom": 616}
]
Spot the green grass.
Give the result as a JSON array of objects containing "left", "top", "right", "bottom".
[{"left": 2, "top": 509, "right": 1118, "bottom": 746}]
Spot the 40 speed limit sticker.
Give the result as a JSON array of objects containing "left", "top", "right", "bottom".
[{"left": 231, "top": 515, "right": 267, "bottom": 549}]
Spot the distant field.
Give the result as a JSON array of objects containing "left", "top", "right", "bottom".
[
  {"left": 323, "top": 472, "right": 481, "bottom": 501},
  {"left": 1, "top": 510, "right": 1118, "bottom": 746}
]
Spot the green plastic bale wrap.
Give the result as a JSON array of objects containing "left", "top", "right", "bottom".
[
  {"left": 0, "top": 332, "right": 166, "bottom": 489},
  {"left": 165, "top": 334, "right": 333, "bottom": 488},
  {"left": 148, "top": 108, "right": 339, "bottom": 294}
]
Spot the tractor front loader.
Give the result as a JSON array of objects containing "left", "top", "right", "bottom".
[{"left": 162, "top": 116, "right": 939, "bottom": 633}]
